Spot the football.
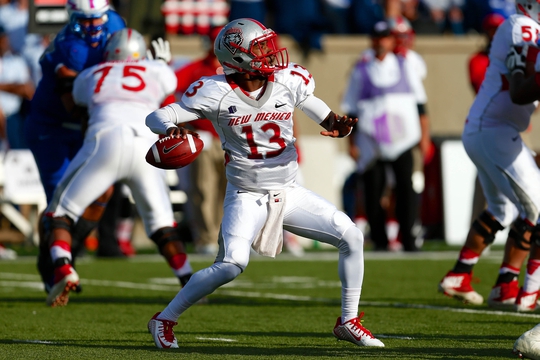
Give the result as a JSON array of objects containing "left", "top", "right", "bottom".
[{"left": 146, "top": 134, "right": 204, "bottom": 169}]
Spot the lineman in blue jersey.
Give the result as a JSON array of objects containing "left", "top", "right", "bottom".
[
  {"left": 26, "top": 0, "right": 125, "bottom": 294},
  {"left": 27, "top": 0, "right": 125, "bottom": 201}
]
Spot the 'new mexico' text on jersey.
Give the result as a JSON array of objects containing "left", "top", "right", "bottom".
[
  {"left": 181, "top": 63, "right": 315, "bottom": 191},
  {"left": 467, "top": 14, "right": 540, "bottom": 132}
]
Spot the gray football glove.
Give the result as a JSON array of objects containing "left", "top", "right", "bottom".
[
  {"left": 506, "top": 45, "right": 527, "bottom": 76},
  {"left": 147, "top": 37, "right": 172, "bottom": 64}
]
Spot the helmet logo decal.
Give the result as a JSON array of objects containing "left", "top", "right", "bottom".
[{"left": 223, "top": 28, "right": 243, "bottom": 55}]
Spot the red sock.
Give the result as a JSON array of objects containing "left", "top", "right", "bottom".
[{"left": 458, "top": 247, "right": 480, "bottom": 266}]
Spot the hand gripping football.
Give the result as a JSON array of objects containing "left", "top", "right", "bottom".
[{"left": 146, "top": 134, "right": 203, "bottom": 169}]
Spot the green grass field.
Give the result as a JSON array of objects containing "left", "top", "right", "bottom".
[{"left": 0, "top": 248, "right": 538, "bottom": 359}]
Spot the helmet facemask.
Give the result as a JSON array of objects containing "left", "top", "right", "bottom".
[
  {"left": 215, "top": 19, "right": 289, "bottom": 77},
  {"left": 70, "top": 13, "right": 108, "bottom": 44},
  {"left": 244, "top": 32, "right": 289, "bottom": 76},
  {"left": 66, "top": 0, "right": 110, "bottom": 44}
]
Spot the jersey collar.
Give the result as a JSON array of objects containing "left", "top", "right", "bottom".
[{"left": 226, "top": 74, "right": 275, "bottom": 108}]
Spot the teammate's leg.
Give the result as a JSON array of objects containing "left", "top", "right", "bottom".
[
  {"left": 44, "top": 128, "right": 121, "bottom": 305},
  {"left": 129, "top": 136, "right": 195, "bottom": 286},
  {"left": 71, "top": 186, "right": 115, "bottom": 260},
  {"left": 488, "top": 216, "right": 532, "bottom": 309},
  {"left": 43, "top": 214, "right": 80, "bottom": 307},
  {"left": 38, "top": 186, "right": 113, "bottom": 294},
  {"left": 438, "top": 209, "right": 505, "bottom": 305},
  {"left": 440, "top": 128, "right": 540, "bottom": 306},
  {"left": 516, "top": 227, "right": 540, "bottom": 311}
]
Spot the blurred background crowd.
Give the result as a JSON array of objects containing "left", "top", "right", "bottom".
[
  {"left": 0, "top": 0, "right": 523, "bottom": 260},
  {"left": 127, "top": 0, "right": 515, "bottom": 57}
]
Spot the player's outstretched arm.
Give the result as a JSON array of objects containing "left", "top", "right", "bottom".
[
  {"left": 146, "top": 102, "right": 202, "bottom": 135},
  {"left": 320, "top": 112, "right": 358, "bottom": 138},
  {"left": 297, "top": 94, "right": 356, "bottom": 138}
]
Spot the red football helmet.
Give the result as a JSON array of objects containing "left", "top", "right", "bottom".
[{"left": 214, "top": 18, "right": 289, "bottom": 76}]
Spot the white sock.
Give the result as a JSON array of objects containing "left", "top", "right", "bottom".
[
  {"left": 523, "top": 259, "right": 540, "bottom": 293},
  {"left": 159, "top": 262, "right": 242, "bottom": 321},
  {"left": 337, "top": 226, "right": 364, "bottom": 323},
  {"left": 342, "top": 287, "right": 362, "bottom": 323},
  {"left": 50, "top": 242, "right": 72, "bottom": 263}
]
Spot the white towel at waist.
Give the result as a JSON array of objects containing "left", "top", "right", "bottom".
[{"left": 251, "top": 189, "right": 286, "bottom": 258}]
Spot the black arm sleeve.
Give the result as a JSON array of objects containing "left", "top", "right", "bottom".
[{"left": 417, "top": 103, "right": 426, "bottom": 116}]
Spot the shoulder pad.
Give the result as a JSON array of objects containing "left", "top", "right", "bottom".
[{"left": 182, "top": 75, "right": 226, "bottom": 109}]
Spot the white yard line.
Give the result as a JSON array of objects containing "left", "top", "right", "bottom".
[
  {"left": 195, "top": 337, "right": 237, "bottom": 342},
  {"left": 0, "top": 252, "right": 529, "bottom": 347},
  {"left": 377, "top": 335, "right": 416, "bottom": 339},
  {"left": 2, "top": 270, "right": 540, "bottom": 320},
  {"left": 12, "top": 339, "right": 57, "bottom": 344},
  {"left": 1, "top": 251, "right": 506, "bottom": 264}
]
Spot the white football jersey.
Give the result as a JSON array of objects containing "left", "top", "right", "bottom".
[
  {"left": 179, "top": 63, "right": 315, "bottom": 191},
  {"left": 466, "top": 14, "right": 540, "bottom": 132},
  {"left": 73, "top": 59, "right": 177, "bottom": 138}
]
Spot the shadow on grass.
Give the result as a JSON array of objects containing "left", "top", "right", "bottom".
[
  {"left": 3, "top": 293, "right": 538, "bottom": 323},
  {"left": 0, "top": 338, "right": 516, "bottom": 358},
  {"left": 170, "top": 330, "right": 519, "bottom": 343},
  {"left": 0, "top": 295, "right": 340, "bottom": 307}
]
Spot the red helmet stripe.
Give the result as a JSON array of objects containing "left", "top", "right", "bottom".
[
  {"left": 517, "top": 4, "right": 531, "bottom": 17},
  {"left": 247, "top": 18, "right": 267, "bottom": 30}
]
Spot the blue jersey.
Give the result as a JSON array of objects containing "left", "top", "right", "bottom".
[{"left": 29, "top": 10, "right": 125, "bottom": 127}]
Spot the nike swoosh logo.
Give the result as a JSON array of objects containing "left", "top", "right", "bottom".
[
  {"left": 275, "top": 103, "right": 286, "bottom": 108},
  {"left": 163, "top": 142, "right": 182, "bottom": 154},
  {"left": 512, "top": 136, "right": 519, "bottom": 141},
  {"left": 158, "top": 334, "right": 172, "bottom": 348},
  {"left": 273, "top": 193, "right": 281, "bottom": 197}
]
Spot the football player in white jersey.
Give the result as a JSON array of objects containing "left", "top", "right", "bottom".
[
  {"left": 43, "top": 29, "right": 194, "bottom": 307},
  {"left": 505, "top": 38, "right": 540, "bottom": 313},
  {"left": 145, "top": 18, "right": 384, "bottom": 349},
  {"left": 438, "top": 0, "right": 540, "bottom": 311}
]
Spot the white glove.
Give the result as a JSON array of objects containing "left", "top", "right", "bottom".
[
  {"left": 506, "top": 45, "right": 528, "bottom": 76},
  {"left": 146, "top": 37, "right": 171, "bottom": 64}
]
